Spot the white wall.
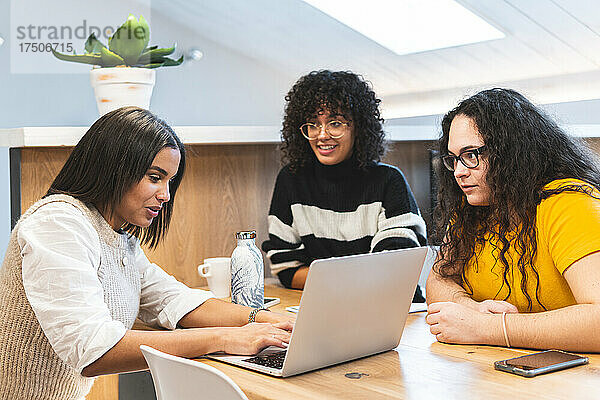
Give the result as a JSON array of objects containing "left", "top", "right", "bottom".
[
  {"left": 0, "top": 8, "right": 294, "bottom": 128},
  {"left": 387, "top": 98, "right": 600, "bottom": 127},
  {"left": 0, "top": 6, "right": 298, "bottom": 256}
]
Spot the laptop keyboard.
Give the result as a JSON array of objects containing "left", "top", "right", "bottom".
[{"left": 243, "top": 350, "right": 287, "bottom": 370}]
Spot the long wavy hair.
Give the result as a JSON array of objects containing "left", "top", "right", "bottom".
[
  {"left": 434, "top": 88, "right": 600, "bottom": 310},
  {"left": 47, "top": 106, "right": 185, "bottom": 249},
  {"left": 281, "top": 70, "right": 386, "bottom": 172}
]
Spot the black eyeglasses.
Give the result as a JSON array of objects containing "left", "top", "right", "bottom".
[{"left": 441, "top": 146, "right": 487, "bottom": 171}]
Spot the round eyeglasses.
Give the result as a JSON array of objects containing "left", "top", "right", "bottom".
[
  {"left": 441, "top": 146, "right": 487, "bottom": 171},
  {"left": 299, "top": 120, "right": 350, "bottom": 140}
]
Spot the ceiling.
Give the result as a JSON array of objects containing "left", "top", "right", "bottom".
[{"left": 150, "top": 0, "right": 600, "bottom": 118}]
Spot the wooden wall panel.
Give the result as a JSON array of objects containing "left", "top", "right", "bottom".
[
  {"left": 383, "top": 141, "right": 436, "bottom": 237},
  {"left": 20, "top": 147, "right": 71, "bottom": 211},
  {"left": 19, "top": 143, "right": 435, "bottom": 285},
  {"left": 584, "top": 137, "right": 600, "bottom": 152},
  {"left": 19, "top": 145, "right": 284, "bottom": 286},
  {"left": 20, "top": 139, "right": 600, "bottom": 283},
  {"left": 144, "top": 144, "right": 281, "bottom": 287}
]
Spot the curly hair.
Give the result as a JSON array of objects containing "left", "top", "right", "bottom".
[
  {"left": 280, "top": 70, "right": 386, "bottom": 172},
  {"left": 434, "top": 88, "right": 600, "bottom": 310}
]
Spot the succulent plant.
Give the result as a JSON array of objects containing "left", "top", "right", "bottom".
[{"left": 52, "top": 15, "right": 183, "bottom": 68}]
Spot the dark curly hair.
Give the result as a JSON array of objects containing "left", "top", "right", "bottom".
[
  {"left": 434, "top": 88, "right": 600, "bottom": 311},
  {"left": 281, "top": 70, "right": 386, "bottom": 172}
]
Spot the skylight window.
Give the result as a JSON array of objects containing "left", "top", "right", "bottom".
[{"left": 302, "top": 0, "right": 504, "bottom": 55}]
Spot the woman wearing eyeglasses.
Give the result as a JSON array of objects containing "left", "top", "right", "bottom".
[
  {"left": 262, "top": 70, "right": 427, "bottom": 294},
  {"left": 425, "top": 88, "right": 600, "bottom": 352}
]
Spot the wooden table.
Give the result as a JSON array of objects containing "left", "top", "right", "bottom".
[{"left": 197, "top": 285, "right": 600, "bottom": 400}]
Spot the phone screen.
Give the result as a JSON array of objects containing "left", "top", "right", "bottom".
[
  {"left": 495, "top": 350, "right": 588, "bottom": 377},
  {"left": 505, "top": 350, "right": 585, "bottom": 370},
  {"left": 264, "top": 297, "right": 280, "bottom": 308}
]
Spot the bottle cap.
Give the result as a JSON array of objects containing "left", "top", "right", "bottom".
[{"left": 236, "top": 231, "right": 256, "bottom": 239}]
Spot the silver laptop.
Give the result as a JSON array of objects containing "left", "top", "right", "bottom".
[{"left": 206, "top": 246, "right": 428, "bottom": 377}]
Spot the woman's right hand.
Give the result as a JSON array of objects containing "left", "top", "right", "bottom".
[{"left": 219, "top": 323, "right": 291, "bottom": 355}]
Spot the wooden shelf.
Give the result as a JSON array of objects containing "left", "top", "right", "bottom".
[
  {"left": 2, "top": 124, "right": 598, "bottom": 147},
  {"left": 0, "top": 125, "right": 440, "bottom": 147},
  {"left": 0, "top": 126, "right": 283, "bottom": 147}
]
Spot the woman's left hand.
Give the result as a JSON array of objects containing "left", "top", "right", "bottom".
[
  {"left": 255, "top": 310, "right": 295, "bottom": 331},
  {"left": 426, "top": 301, "right": 495, "bottom": 345}
]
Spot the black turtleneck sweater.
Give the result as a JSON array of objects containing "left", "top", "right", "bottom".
[{"left": 262, "top": 157, "right": 427, "bottom": 301}]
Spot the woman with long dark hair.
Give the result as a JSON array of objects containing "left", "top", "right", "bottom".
[
  {"left": 426, "top": 88, "right": 600, "bottom": 351},
  {"left": 262, "top": 70, "right": 427, "bottom": 295},
  {"left": 0, "top": 107, "right": 292, "bottom": 400}
]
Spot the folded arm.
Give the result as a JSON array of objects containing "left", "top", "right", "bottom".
[
  {"left": 426, "top": 265, "right": 517, "bottom": 314},
  {"left": 426, "top": 251, "right": 600, "bottom": 352}
]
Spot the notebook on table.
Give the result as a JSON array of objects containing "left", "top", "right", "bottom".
[{"left": 205, "top": 246, "right": 428, "bottom": 377}]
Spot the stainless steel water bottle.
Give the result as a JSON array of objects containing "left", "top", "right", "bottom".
[{"left": 230, "top": 230, "right": 264, "bottom": 308}]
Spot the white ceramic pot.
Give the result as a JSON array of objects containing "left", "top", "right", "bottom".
[{"left": 90, "top": 67, "right": 156, "bottom": 115}]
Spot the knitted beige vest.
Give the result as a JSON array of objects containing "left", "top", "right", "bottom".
[{"left": 0, "top": 195, "right": 141, "bottom": 400}]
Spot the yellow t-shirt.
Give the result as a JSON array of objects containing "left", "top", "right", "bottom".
[{"left": 464, "top": 179, "right": 600, "bottom": 312}]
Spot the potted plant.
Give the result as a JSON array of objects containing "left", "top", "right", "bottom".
[{"left": 52, "top": 14, "right": 183, "bottom": 115}]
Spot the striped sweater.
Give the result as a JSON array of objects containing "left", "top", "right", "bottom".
[{"left": 262, "top": 157, "right": 427, "bottom": 300}]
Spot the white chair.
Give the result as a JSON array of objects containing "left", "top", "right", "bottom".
[{"left": 139, "top": 345, "right": 249, "bottom": 400}]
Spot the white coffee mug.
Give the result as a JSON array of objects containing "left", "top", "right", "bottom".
[{"left": 198, "top": 257, "right": 231, "bottom": 298}]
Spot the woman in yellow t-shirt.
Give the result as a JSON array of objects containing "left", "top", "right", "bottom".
[{"left": 426, "top": 88, "right": 600, "bottom": 352}]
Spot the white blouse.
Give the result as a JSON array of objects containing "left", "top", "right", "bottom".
[{"left": 17, "top": 202, "right": 213, "bottom": 373}]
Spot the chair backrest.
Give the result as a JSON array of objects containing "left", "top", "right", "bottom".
[{"left": 140, "top": 345, "right": 249, "bottom": 400}]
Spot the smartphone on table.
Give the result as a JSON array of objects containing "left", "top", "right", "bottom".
[
  {"left": 263, "top": 297, "right": 280, "bottom": 308},
  {"left": 494, "top": 350, "right": 588, "bottom": 377}
]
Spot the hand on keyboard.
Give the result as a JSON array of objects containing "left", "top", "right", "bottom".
[
  {"left": 244, "top": 350, "right": 287, "bottom": 370},
  {"left": 220, "top": 323, "right": 291, "bottom": 355}
]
